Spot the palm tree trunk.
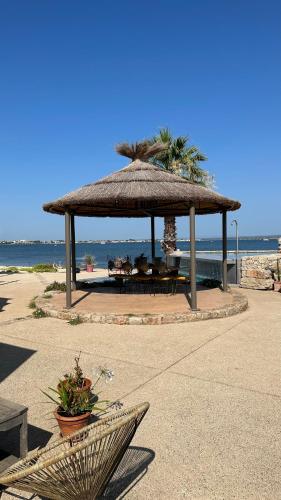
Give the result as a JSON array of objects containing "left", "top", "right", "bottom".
[{"left": 162, "top": 216, "right": 177, "bottom": 255}]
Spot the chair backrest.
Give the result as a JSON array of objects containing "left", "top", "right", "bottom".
[{"left": 0, "top": 402, "right": 149, "bottom": 499}]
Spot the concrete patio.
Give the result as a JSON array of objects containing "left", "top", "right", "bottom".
[
  {"left": 50, "top": 285, "right": 234, "bottom": 314},
  {"left": 1, "top": 270, "right": 281, "bottom": 498}
]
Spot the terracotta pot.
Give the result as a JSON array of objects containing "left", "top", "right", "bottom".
[
  {"left": 54, "top": 409, "right": 91, "bottom": 437},
  {"left": 273, "top": 281, "right": 281, "bottom": 292},
  {"left": 86, "top": 264, "right": 94, "bottom": 272}
]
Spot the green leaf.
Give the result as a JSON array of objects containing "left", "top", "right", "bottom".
[{"left": 41, "top": 390, "right": 59, "bottom": 406}]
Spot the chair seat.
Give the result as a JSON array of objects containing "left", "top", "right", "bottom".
[{"left": 0, "top": 402, "right": 149, "bottom": 500}]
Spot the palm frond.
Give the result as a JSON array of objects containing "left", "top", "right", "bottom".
[
  {"left": 158, "top": 127, "right": 173, "bottom": 144},
  {"left": 148, "top": 128, "right": 211, "bottom": 187},
  {"left": 115, "top": 141, "right": 166, "bottom": 161}
]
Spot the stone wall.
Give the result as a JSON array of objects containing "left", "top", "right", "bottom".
[{"left": 240, "top": 254, "right": 281, "bottom": 290}]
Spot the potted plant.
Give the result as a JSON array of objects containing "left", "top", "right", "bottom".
[
  {"left": 43, "top": 354, "right": 113, "bottom": 436},
  {"left": 273, "top": 259, "right": 281, "bottom": 292},
  {"left": 84, "top": 255, "right": 95, "bottom": 272}
]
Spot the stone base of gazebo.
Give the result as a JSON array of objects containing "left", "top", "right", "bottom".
[{"left": 35, "top": 287, "right": 247, "bottom": 325}]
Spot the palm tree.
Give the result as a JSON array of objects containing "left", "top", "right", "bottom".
[
  {"left": 115, "top": 133, "right": 211, "bottom": 256},
  {"left": 149, "top": 128, "right": 211, "bottom": 254}
]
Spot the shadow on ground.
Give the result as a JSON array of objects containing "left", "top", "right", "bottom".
[
  {"left": 0, "top": 423, "right": 52, "bottom": 460},
  {"left": 0, "top": 344, "right": 36, "bottom": 383},
  {"left": 0, "top": 425, "right": 52, "bottom": 498},
  {"left": 0, "top": 299, "right": 10, "bottom": 313},
  {"left": 103, "top": 445, "right": 155, "bottom": 498}
]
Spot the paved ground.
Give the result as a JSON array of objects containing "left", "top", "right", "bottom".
[
  {"left": 1, "top": 271, "right": 281, "bottom": 499},
  {"left": 52, "top": 284, "right": 233, "bottom": 315}
]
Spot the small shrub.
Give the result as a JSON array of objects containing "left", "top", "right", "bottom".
[
  {"left": 68, "top": 315, "right": 84, "bottom": 326},
  {"left": 6, "top": 266, "right": 19, "bottom": 274},
  {"left": 44, "top": 281, "right": 66, "bottom": 293},
  {"left": 32, "top": 308, "right": 48, "bottom": 319},
  {"left": 29, "top": 296, "right": 38, "bottom": 309},
  {"left": 32, "top": 263, "right": 57, "bottom": 273},
  {"left": 43, "top": 294, "right": 52, "bottom": 299},
  {"left": 20, "top": 267, "right": 33, "bottom": 273}
]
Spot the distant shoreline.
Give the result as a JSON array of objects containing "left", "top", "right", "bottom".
[
  {"left": 0, "top": 236, "right": 279, "bottom": 245},
  {"left": 0, "top": 250, "right": 279, "bottom": 271}
]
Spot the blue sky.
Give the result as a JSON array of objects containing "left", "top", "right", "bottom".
[{"left": 0, "top": 0, "right": 280, "bottom": 240}]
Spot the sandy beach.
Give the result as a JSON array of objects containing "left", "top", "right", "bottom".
[{"left": 1, "top": 270, "right": 281, "bottom": 498}]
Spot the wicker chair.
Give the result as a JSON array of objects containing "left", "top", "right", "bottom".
[{"left": 0, "top": 402, "right": 149, "bottom": 500}]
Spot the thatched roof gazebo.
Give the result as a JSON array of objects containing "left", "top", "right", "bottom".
[{"left": 43, "top": 159, "right": 241, "bottom": 310}]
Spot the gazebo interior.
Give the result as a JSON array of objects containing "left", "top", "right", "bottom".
[{"left": 43, "top": 160, "right": 241, "bottom": 320}]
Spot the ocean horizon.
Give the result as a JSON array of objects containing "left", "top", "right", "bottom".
[{"left": 0, "top": 237, "right": 279, "bottom": 268}]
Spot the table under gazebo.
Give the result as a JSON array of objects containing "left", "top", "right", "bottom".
[{"left": 43, "top": 159, "right": 240, "bottom": 311}]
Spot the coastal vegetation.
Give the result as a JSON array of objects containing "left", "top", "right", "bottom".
[
  {"left": 44, "top": 281, "right": 67, "bottom": 293},
  {"left": 28, "top": 296, "right": 37, "bottom": 309},
  {"left": 30, "top": 263, "right": 57, "bottom": 272},
  {"left": 32, "top": 308, "right": 49, "bottom": 319},
  {"left": 6, "top": 266, "right": 20, "bottom": 273},
  {"left": 5, "top": 263, "right": 57, "bottom": 273},
  {"left": 68, "top": 315, "right": 84, "bottom": 326}
]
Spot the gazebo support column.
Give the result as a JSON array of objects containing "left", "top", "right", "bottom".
[
  {"left": 65, "top": 211, "right": 72, "bottom": 309},
  {"left": 70, "top": 214, "right": 77, "bottom": 290},
  {"left": 189, "top": 205, "right": 197, "bottom": 311},
  {"left": 222, "top": 210, "right": 228, "bottom": 291},
  {"left": 151, "top": 216, "right": 155, "bottom": 261}
]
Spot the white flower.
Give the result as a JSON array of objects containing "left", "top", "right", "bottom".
[
  {"left": 94, "top": 366, "right": 114, "bottom": 383},
  {"left": 102, "top": 368, "right": 114, "bottom": 383}
]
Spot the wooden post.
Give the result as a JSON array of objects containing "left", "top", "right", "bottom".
[
  {"left": 65, "top": 212, "right": 72, "bottom": 308},
  {"left": 189, "top": 205, "right": 197, "bottom": 310},
  {"left": 71, "top": 214, "right": 77, "bottom": 290},
  {"left": 151, "top": 216, "right": 155, "bottom": 261},
  {"left": 222, "top": 210, "right": 228, "bottom": 291},
  {"left": 19, "top": 411, "right": 28, "bottom": 458}
]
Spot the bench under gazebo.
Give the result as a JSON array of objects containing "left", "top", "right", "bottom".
[{"left": 43, "top": 159, "right": 240, "bottom": 312}]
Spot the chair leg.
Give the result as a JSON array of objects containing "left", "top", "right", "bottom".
[{"left": 19, "top": 412, "right": 28, "bottom": 458}]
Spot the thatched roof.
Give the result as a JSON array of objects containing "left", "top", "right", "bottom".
[{"left": 43, "top": 160, "right": 241, "bottom": 217}]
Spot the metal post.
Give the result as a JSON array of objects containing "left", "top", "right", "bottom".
[
  {"left": 65, "top": 211, "right": 72, "bottom": 308},
  {"left": 71, "top": 214, "right": 77, "bottom": 290},
  {"left": 189, "top": 205, "right": 197, "bottom": 310},
  {"left": 151, "top": 216, "right": 155, "bottom": 261},
  {"left": 222, "top": 210, "right": 228, "bottom": 291},
  {"left": 231, "top": 219, "right": 239, "bottom": 284}
]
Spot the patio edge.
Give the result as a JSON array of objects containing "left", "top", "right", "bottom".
[{"left": 35, "top": 288, "right": 248, "bottom": 325}]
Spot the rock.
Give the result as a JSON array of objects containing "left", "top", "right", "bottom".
[{"left": 240, "top": 254, "right": 281, "bottom": 290}]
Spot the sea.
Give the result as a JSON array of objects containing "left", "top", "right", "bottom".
[{"left": 0, "top": 238, "right": 279, "bottom": 268}]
